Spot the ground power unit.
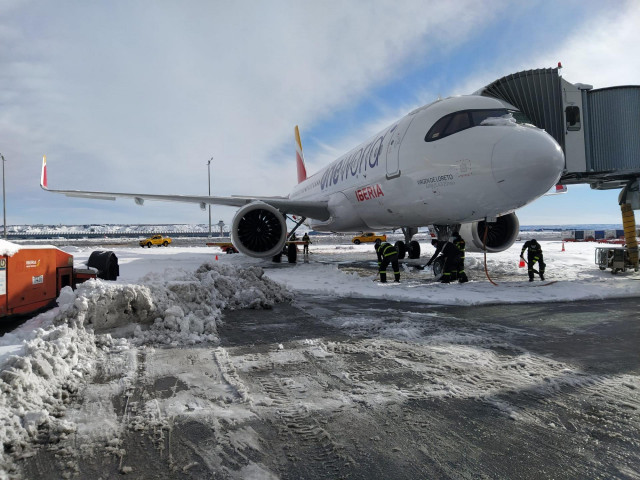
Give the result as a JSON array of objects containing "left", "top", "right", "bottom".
[{"left": 0, "top": 246, "right": 119, "bottom": 319}]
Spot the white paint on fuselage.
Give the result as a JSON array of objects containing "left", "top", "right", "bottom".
[{"left": 290, "top": 95, "right": 564, "bottom": 232}]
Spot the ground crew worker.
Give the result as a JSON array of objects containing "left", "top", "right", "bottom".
[
  {"left": 374, "top": 238, "right": 400, "bottom": 283},
  {"left": 426, "top": 239, "right": 458, "bottom": 283},
  {"left": 520, "top": 238, "right": 545, "bottom": 281},
  {"left": 451, "top": 232, "right": 469, "bottom": 283},
  {"left": 302, "top": 232, "right": 311, "bottom": 254}
]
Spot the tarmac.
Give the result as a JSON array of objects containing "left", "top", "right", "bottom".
[{"left": 19, "top": 294, "right": 640, "bottom": 479}]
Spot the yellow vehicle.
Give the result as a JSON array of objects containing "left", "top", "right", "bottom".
[
  {"left": 139, "top": 235, "right": 172, "bottom": 248},
  {"left": 351, "top": 232, "right": 387, "bottom": 245}
]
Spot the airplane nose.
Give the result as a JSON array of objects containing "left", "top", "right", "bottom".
[{"left": 491, "top": 127, "right": 564, "bottom": 201}]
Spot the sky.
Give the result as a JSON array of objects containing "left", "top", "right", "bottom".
[{"left": 1, "top": 0, "right": 639, "bottom": 227}]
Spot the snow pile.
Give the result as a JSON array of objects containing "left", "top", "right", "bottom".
[
  {"left": 55, "top": 262, "right": 292, "bottom": 345},
  {"left": 480, "top": 114, "right": 517, "bottom": 126},
  {"left": 132, "top": 262, "right": 292, "bottom": 345},
  {"left": 0, "top": 239, "right": 21, "bottom": 257},
  {"left": 0, "top": 262, "right": 291, "bottom": 476},
  {"left": 0, "top": 322, "right": 106, "bottom": 477}
]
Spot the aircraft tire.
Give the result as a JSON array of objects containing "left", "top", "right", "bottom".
[
  {"left": 432, "top": 256, "right": 445, "bottom": 281},
  {"left": 395, "top": 241, "right": 406, "bottom": 259},
  {"left": 408, "top": 240, "right": 421, "bottom": 259}
]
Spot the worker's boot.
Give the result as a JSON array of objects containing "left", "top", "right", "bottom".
[
  {"left": 380, "top": 273, "right": 387, "bottom": 283},
  {"left": 540, "top": 273, "right": 545, "bottom": 281},
  {"left": 394, "top": 273, "right": 400, "bottom": 282},
  {"left": 459, "top": 273, "right": 468, "bottom": 283}
]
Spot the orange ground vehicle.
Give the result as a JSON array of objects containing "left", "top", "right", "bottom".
[
  {"left": 0, "top": 246, "right": 118, "bottom": 319},
  {"left": 206, "top": 242, "right": 239, "bottom": 254}
]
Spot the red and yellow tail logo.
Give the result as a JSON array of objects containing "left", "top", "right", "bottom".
[
  {"left": 295, "top": 126, "right": 307, "bottom": 184},
  {"left": 40, "top": 155, "right": 48, "bottom": 189}
]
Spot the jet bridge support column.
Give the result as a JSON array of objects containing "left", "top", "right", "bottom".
[
  {"left": 620, "top": 203, "right": 638, "bottom": 269},
  {"left": 619, "top": 179, "right": 639, "bottom": 269}
]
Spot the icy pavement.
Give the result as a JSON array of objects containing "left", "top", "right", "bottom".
[{"left": 1, "top": 239, "right": 639, "bottom": 478}]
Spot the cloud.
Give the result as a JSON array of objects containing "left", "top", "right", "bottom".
[
  {"left": 2, "top": 1, "right": 637, "bottom": 227},
  {"left": 1, "top": 1, "right": 505, "bottom": 224}
]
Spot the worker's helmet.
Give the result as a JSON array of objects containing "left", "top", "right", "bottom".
[
  {"left": 374, "top": 238, "right": 382, "bottom": 247},
  {"left": 452, "top": 232, "right": 461, "bottom": 239},
  {"left": 431, "top": 239, "right": 438, "bottom": 246},
  {"left": 531, "top": 238, "right": 538, "bottom": 244}
]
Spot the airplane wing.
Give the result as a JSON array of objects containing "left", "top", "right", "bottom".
[{"left": 40, "top": 156, "right": 330, "bottom": 221}]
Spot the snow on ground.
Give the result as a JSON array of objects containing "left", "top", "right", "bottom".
[{"left": 1, "top": 237, "right": 639, "bottom": 477}]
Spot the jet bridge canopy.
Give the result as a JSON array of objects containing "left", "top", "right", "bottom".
[{"left": 475, "top": 68, "right": 640, "bottom": 190}]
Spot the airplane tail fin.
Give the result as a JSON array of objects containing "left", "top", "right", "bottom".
[
  {"left": 295, "top": 126, "right": 308, "bottom": 184},
  {"left": 40, "top": 155, "right": 48, "bottom": 189}
]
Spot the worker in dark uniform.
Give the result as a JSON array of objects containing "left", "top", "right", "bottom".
[
  {"left": 520, "top": 238, "right": 545, "bottom": 281},
  {"left": 374, "top": 238, "right": 400, "bottom": 283},
  {"left": 426, "top": 239, "right": 458, "bottom": 283},
  {"left": 302, "top": 232, "right": 311, "bottom": 254},
  {"left": 451, "top": 232, "right": 468, "bottom": 283}
]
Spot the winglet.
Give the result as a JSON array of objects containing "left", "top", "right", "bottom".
[
  {"left": 40, "top": 155, "right": 48, "bottom": 189},
  {"left": 295, "top": 126, "right": 308, "bottom": 184}
]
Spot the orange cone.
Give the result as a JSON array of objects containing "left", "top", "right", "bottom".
[
  {"left": 518, "top": 258, "right": 525, "bottom": 268},
  {"left": 215, "top": 255, "right": 218, "bottom": 260},
  {"left": 561, "top": 242, "right": 565, "bottom": 252}
]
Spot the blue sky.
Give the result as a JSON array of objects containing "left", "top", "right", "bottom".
[{"left": 1, "top": 0, "right": 639, "bottom": 227}]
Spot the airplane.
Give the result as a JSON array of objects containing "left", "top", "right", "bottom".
[{"left": 41, "top": 94, "right": 564, "bottom": 264}]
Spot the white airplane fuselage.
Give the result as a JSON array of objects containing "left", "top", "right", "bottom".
[{"left": 289, "top": 95, "right": 564, "bottom": 232}]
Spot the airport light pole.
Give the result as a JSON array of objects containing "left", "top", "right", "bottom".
[
  {"left": 1, "top": 154, "right": 5, "bottom": 239},
  {"left": 207, "top": 157, "right": 213, "bottom": 237}
]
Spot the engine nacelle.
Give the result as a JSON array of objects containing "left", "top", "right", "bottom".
[
  {"left": 458, "top": 212, "right": 520, "bottom": 253},
  {"left": 231, "top": 202, "right": 287, "bottom": 258}
]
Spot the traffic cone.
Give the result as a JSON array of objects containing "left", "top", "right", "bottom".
[
  {"left": 215, "top": 255, "right": 218, "bottom": 261},
  {"left": 561, "top": 242, "right": 565, "bottom": 252},
  {"left": 518, "top": 258, "right": 525, "bottom": 268}
]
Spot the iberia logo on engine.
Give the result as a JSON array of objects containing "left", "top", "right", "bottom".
[
  {"left": 355, "top": 184, "right": 384, "bottom": 202},
  {"left": 26, "top": 260, "right": 41, "bottom": 268}
]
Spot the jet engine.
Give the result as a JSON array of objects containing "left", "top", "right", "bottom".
[
  {"left": 230, "top": 202, "right": 287, "bottom": 258},
  {"left": 458, "top": 212, "right": 520, "bottom": 253}
]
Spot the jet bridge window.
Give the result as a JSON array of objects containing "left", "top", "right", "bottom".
[
  {"left": 425, "top": 108, "right": 509, "bottom": 142},
  {"left": 565, "top": 105, "right": 581, "bottom": 131}
]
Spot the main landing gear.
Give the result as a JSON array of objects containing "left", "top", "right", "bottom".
[{"left": 394, "top": 227, "right": 421, "bottom": 259}]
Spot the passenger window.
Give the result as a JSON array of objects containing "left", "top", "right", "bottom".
[{"left": 565, "top": 106, "right": 581, "bottom": 131}]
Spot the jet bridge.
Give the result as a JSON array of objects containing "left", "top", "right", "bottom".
[
  {"left": 475, "top": 66, "right": 640, "bottom": 268},
  {"left": 475, "top": 66, "right": 640, "bottom": 190}
]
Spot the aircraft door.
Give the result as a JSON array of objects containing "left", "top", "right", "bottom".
[{"left": 385, "top": 116, "right": 414, "bottom": 179}]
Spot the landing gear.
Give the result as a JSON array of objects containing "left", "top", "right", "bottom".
[
  {"left": 397, "top": 227, "right": 421, "bottom": 259},
  {"left": 431, "top": 256, "right": 445, "bottom": 281},
  {"left": 432, "top": 224, "right": 460, "bottom": 242},
  {"left": 408, "top": 240, "right": 420, "bottom": 259}
]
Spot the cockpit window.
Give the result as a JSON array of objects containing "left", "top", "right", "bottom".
[
  {"left": 509, "top": 110, "right": 533, "bottom": 125},
  {"left": 471, "top": 109, "right": 509, "bottom": 125},
  {"left": 425, "top": 108, "right": 510, "bottom": 142}
]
